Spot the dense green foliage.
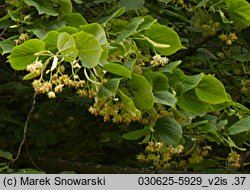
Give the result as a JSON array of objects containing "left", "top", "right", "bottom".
[{"left": 0, "top": 0, "right": 250, "bottom": 173}]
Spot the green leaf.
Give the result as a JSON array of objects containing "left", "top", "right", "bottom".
[
  {"left": 74, "top": 31, "right": 102, "bottom": 68},
  {"left": 0, "top": 149, "right": 13, "bottom": 160},
  {"left": 195, "top": 74, "right": 229, "bottom": 104},
  {"left": 24, "top": 0, "right": 58, "bottom": 16},
  {"left": 58, "top": 26, "right": 79, "bottom": 34},
  {"left": 144, "top": 24, "right": 184, "bottom": 56},
  {"left": 79, "top": 23, "right": 109, "bottom": 64},
  {"left": 8, "top": 39, "right": 45, "bottom": 70},
  {"left": 103, "top": 63, "right": 131, "bottom": 78},
  {"left": 144, "top": 70, "right": 169, "bottom": 92},
  {"left": 154, "top": 116, "right": 182, "bottom": 145},
  {"left": 137, "top": 16, "right": 157, "bottom": 33},
  {"left": 0, "top": 37, "right": 15, "bottom": 55},
  {"left": 27, "top": 18, "right": 65, "bottom": 39},
  {"left": 177, "top": 73, "right": 204, "bottom": 95},
  {"left": 126, "top": 73, "right": 154, "bottom": 110},
  {"left": 42, "top": 30, "right": 60, "bottom": 50},
  {"left": 228, "top": 116, "right": 250, "bottom": 135},
  {"left": 154, "top": 91, "right": 177, "bottom": 107},
  {"left": 117, "top": 0, "right": 145, "bottom": 11},
  {"left": 166, "top": 68, "right": 185, "bottom": 86},
  {"left": 23, "top": 72, "right": 40, "bottom": 80},
  {"left": 57, "top": 32, "right": 75, "bottom": 51},
  {"left": 57, "top": 32, "right": 78, "bottom": 61},
  {"left": 57, "top": 0, "right": 73, "bottom": 15},
  {"left": 108, "top": 19, "right": 129, "bottom": 35},
  {"left": 80, "top": 23, "right": 108, "bottom": 47},
  {"left": 124, "top": 59, "right": 136, "bottom": 70},
  {"left": 97, "top": 78, "right": 120, "bottom": 99},
  {"left": 177, "top": 90, "right": 211, "bottom": 113},
  {"left": 226, "top": 0, "right": 250, "bottom": 30},
  {"left": 233, "top": 51, "right": 250, "bottom": 62},
  {"left": 196, "top": 48, "right": 218, "bottom": 61},
  {"left": 63, "top": 13, "right": 87, "bottom": 27},
  {"left": 122, "top": 129, "right": 145, "bottom": 140},
  {"left": 118, "top": 90, "right": 141, "bottom": 117},
  {"left": 116, "top": 17, "right": 144, "bottom": 43},
  {"left": 158, "top": 60, "right": 182, "bottom": 73},
  {"left": 101, "top": 7, "right": 125, "bottom": 27},
  {"left": 150, "top": 71, "right": 169, "bottom": 92}
]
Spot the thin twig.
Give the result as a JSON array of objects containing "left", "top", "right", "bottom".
[
  {"left": 11, "top": 93, "right": 37, "bottom": 163},
  {"left": 0, "top": 28, "right": 7, "bottom": 37},
  {"left": 25, "top": 141, "right": 40, "bottom": 170}
]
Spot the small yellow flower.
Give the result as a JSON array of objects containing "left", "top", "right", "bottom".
[
  {"left": 136, "top": 153, "right": 146, "bottom": 162},
  {"left": 54, "top": 84, "right": 64, "bottom": 93},
  {"left": 26, "top": 60, "right": 43, "bottom": 74},
  {"left": 150, "top": 54, "right": 169, "bottom": 67},
  {"left": 226, "top": 40, "right": 232, "bottom": 46},
  {"left": 47, "top": 91, "right": 56, "bottom": 99}
]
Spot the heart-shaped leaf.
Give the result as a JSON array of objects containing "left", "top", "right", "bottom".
[
  {"left": 154, "top": 116, "right": 182, "bottom": 145},
  {"left": 195, "top": 74, "right": 229, "bottom": 104},
  {"left": 74, "top": 31, "right": 102, "bottom": 68},
  {"left": 8, "top": 39, "right": 45, "bottom": 70}
]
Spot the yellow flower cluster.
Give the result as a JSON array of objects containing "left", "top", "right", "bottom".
[
  {"left": 88, "top": 99, "right": 141, "bottom": 125},
  {"left": 171, "top": 0, "right": 192, "bottom": 11},
  {"left": 137, "top": 142, "right": 186, "bottom": 170},
  {"left": 193, "top": 10, "right": 220, "bottom": 37},
  {"left": 241, "top": 79, "right": 250, "bottom": 96},
  {"left": 219, "top": 33, "right": 238, "bottom": 45},
  {"left": 26, "top": 60, "right": 43, "bottom": 75},
  {"left": 30, "top": 59, "right": 86, "bottom": 100},
  {"left": 150, "top": 55, "right": 169, "bottom": 67},
  {"left": 227, "top": 151, "right": 241, "bottom": 169},
  {"left": 14, "top": 33, "right": 29, "bottom": 45},
  {"left": 32, "top": 73, "right": 86, "bottom": 99},
  {"left": 189, "top": 146, "right": 212, "bottom": 164}
]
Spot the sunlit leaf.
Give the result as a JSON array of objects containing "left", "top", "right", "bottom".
[
  {"left": 103, "top": 63, "right": 131, "bottom": 78},
  {"left": 8, "top": 39, "right": 45, "bottom": 70},
  {"left": 57, "top": 32, "right": 78, "bottom": 61},
  {"left": 74, "top": 31, "right": 102, "bottom": 68},
  {"left": 144, "top": 24, "right": 184, "bottom": 55},
  {"left": 226, "top": 0, "right": 250, "bottom": 30},
  {"left": 195, "top": 74, "right": 229, "bottom": 104}
]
